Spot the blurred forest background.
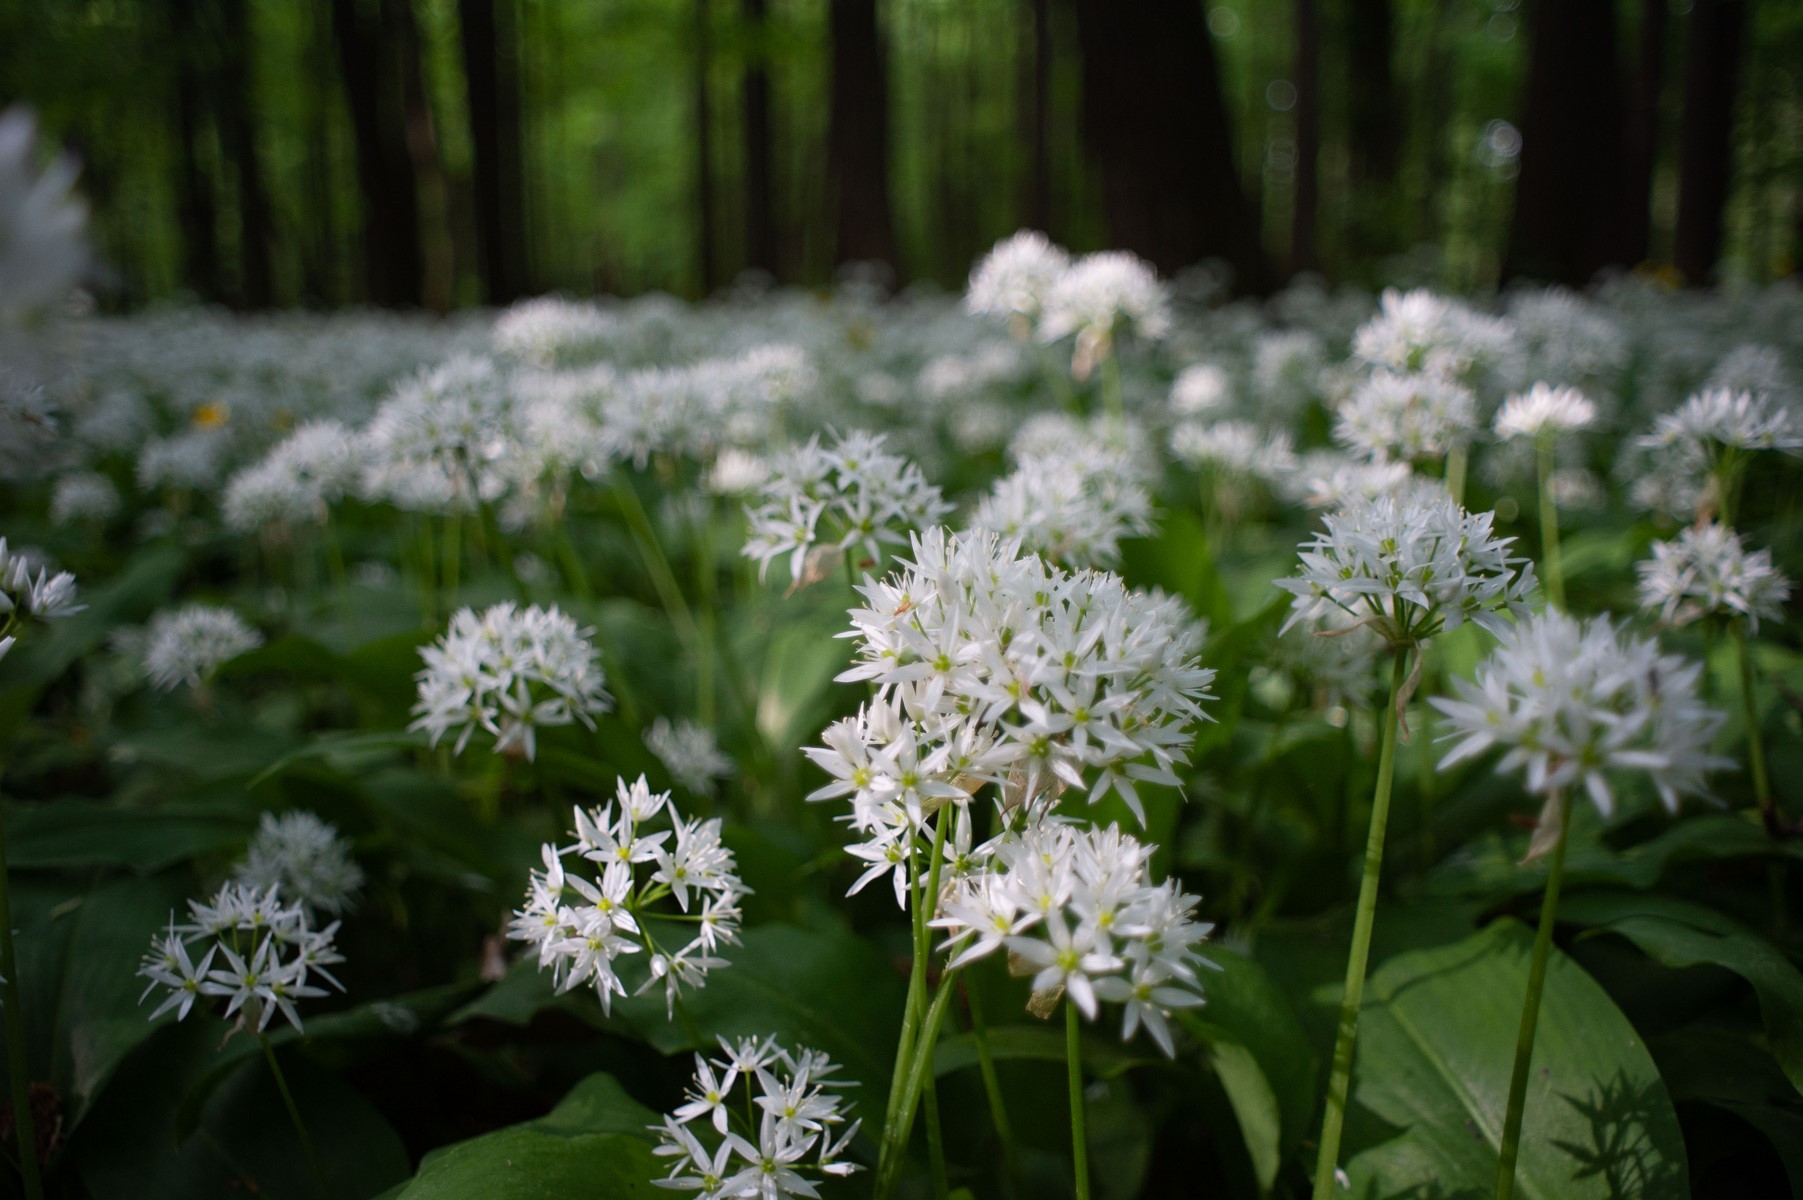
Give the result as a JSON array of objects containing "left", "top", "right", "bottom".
[{"left": 3, "top": 0, "right": 1801, "bottom": 310}]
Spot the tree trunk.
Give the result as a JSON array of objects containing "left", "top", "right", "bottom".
[
  {"left": 693, "top": 0, "right": 718, "bottom": 294},
  {"left": 741, "top": 0, "right": 777, "bottom": 277},
  {"left": 458, "top": 0, "right": 530, "bottom": 303},
  {"left": 167, "top": 0, "right": 220, "bottom": 303},
  {"left": 1673, "top": 0, "right": 1746, "bottom": 285},
  {"left": 1621, "top": 0, "right": 1667, "bottom": 266},
  {"left": 215, "top": 0, "right": 275, "bottom": 307},
  {"left": 1504, "top": 0, "right": 1630, "bottom": 285},
  {"left": 332, "top": 0, "right": 424, "bottom": 306},
  {"left": 1344, "top": 0, "right": 1402, "bottom": 261},
  {"left": 1072, "top": 0, "right": 1270, "bottom": 290},
  {"left": 1291, "top": 0, "right": 1321, "bottom": 274},
  {"left": 1018, "top": 0, "right": 1052, "bottom": 233},
  {"left": 827, "top": 0, "right": 902, "bottom": 273}
]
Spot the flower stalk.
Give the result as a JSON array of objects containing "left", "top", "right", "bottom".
[
  {"left": 1067, "top": 998, "right": 1092, "bottom": 1200},
  {"left": 1536, "top": 434, "right": 1565, "bottom": 610},
  {"left": 262, "top": 1034, "right": 333, "bottom": 1200}
]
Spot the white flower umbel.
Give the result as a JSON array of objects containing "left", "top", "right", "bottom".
[
  {"left": 933, "top": 820, "right": 1212, "bottom": 1056},
  {"left": 410, "top": 602, "right": 612, "bottom": 761},
  {"left": 0, "top": 538, "right": 84, "bottom": 660},
  {"left": 1636, "top": 388, "right": 1802, "bottom": 524},
  {"left": 1169, "top": 364, "right": 1233, "bottom": 417},
  {"left": 232, "top": 811, "right": 364, "bottom": 917},
  {"left": 741, "top": 430, "right": 950, "bottom": 588},
  {"left": 1170, "top": 419, "right": 1297, "bottom": 483},
  {"left": 1493, "top": 383, "right": 1596, "bottom": 442},
  {"left": 1038, "top": 251, "right": 1170, "bottom": 381},
  {"left": 970, "top": 440, "right": 1154, "bottom": 569},
  {"left": 0, "top": 368, "right": 59, "bottom": 482},
  {"left": 1334, "top": 371, "right": 1477, "bottom": 466},
  {"left": 493, "top": 296, "right": 619, "bottom": 368},
  {"left": 1431, "top": 609, "right": 1728, "bottom": 1200},
  {"left": 966, "top": 230, "right": 1070, "bottom": 333},
  {"left": 1350, "top": 287, "right": 1515, "bottom": 382},
  {"left": 0, "top": 107, "right": 88, "bottom": 323},
  {"left": 810, "top": 528, "right": 1216, "bottom": 835},
  {"left": 507, "top": 775, "right": 746, "bottom": 1017},
  {"left": 137, "top": 881, "right": 345, "bottom": 1033},
  {"left": 646, "top": 716, "right": 735, "bottom": 795},
  {"left": 1638, "top": 522, "right": 1791, "bottom": 634},
  {"left": 651, "top": 1036, "right": 859, "bottom": 1196},
  {"left": 362, "top": 355, "right": 523, "bottom": 512},
  {"left": 50, "top": 471, "right": 121, "bottom": 525},
  {"left": 142, "top": 604, "right": 262, "bottom": 692}
]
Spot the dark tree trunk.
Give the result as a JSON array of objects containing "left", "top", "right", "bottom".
[
  {"left": 1291, "top": 0, "right": 1321, "bottom": 274},
  {"left": 458, "top": 0, "right": 529, "bottom": 303},
  {"left": 1504, "top": 0, "right": 1630, "bottom": 285},
  {"left": 216, "top": 0, "right": 275, "bottom": 307},
  {"left": 827, "top": 0, "right": 902, "bottom": 272},
  {"left": 1621, "top": 0, "right": 1667, "bottom": 265},
  {"left": 332, "top": 0, "right": 424, "bottom": 306},
  {"left": 389, "top": 0, "right": 453, "bottom": 312},
  {"left": 1344, "top": 0, "right": 1401, "bottom": 260},
  {"left": 302, "top": 1, "right": 340, "bottom": 305},
  {"left": 693, "top": 0, "right": 718, "bottom": 294},
  {"left": 1072, "top": 0, "right": 1270, "bottom": 290},
  {"left": 167, "top": 0, "right": 220, "bottom": 302},
  {"left": 1017, "top": 0, "right": 1053, "bottom": 233},
  {"left": 1673, "top": 0, "right": 1746, "bottom": 285},
  {"left": 741, "top": 0, "right": 777, "bottom": 277}
]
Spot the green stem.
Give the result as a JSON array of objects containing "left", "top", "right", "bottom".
[
  {"left": 1067, "top": 999, "right": 1091, "bottom": 1200},
  {"left": 551, "top": 511, "right": 593, "bottom": 602},
  {"left": 476, "top": 498, "right": 529, "bottom": 604},
  {"left": 965, "top": 972, "right": 1020, "bottom": 1183},
  {"left": 1100, "top": 348, "right": 1124, "bottom": 434},
  {"left": 1536, "top": 435, "right": 1564, "bottom": 610},
  {"left": 612, "top": 477, "right": 699, "bottom": 648},
  {"left": 1311, "top": 651, "right": 1409, "bottom": 1200},
  {"left": 0, "top": 807, "right": 44, "bottom": 1200},
  {"left": 1445, "top": 444, "right": 1468, "bottom": 507},
  {"left": 440, "top": 513, "right": 461, "bottom": 609},
  {"left": 1495, "top": 788, "right": 1572, "bottom": 1200},
  {"left": 689, "top": 504, "right": 719, "bottom": 730},
  {"left": 875, "top": 812, "right": 951, "bottom": 1198},
  {"left": 261, "top": 1035, "right": 332, "bottom": 1200},
  {"left": 874, "top": 971, "right": 961, "bottom": 1200},
  {"left": 1731, "top": 623, "right": 1773, "bottom": 826},
  {"left": 923, "top": 1066, "right": 949, "bottom": 1199}
]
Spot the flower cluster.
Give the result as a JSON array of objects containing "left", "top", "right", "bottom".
[
  {"left": 508, "top": 776, "right": 746, "bottom": 1016},
  {"left": 741, "top": 430, "right": 950, "bottom": 587},
  {"left": 138, "top": 882, "right": 345, "bottom": 1033},
  {"left": 1170, "top": 418, "right": 1297, "bottom": 483},
  {"left": 223, "top": 419, "right": 367, "bottom": 533},
  {"left": 0, "top": 106, "right": 88, "bottom": 322},
  {"left": 970, "top": 439, "right": 1154, "bottom": 569},
  {"left": 232, "top": 810, "right": 365, "bottom": 917},
  {"left": 1039, "top": 251, "right": 1171, "bottom": 377},
  {"left": 1274, "top": 493, "right": 1536, "bottom": 647},
  {"left": 362, "top": 355, "right": 523, "bottom": 513},
  {"left": 50, "top": 470, "right": 121, "bottom": 525},
  {"left": 1639, "top": 387, "right": 1802, "bottom": 459},
  {"left": 651, "top": 1037, "right": 859, "bottom": 1197},
  {"left": 964, "top": 229, "right": 1070, "bottom": 331},
  {"left": 411, "top": 602, "right": 611, "bottom": 760},
  {"left": 806, "top": 528, "right": 1215, "bottom": 902},
  {"left": 1432, "top": 610, "right": 1727, "bottom": 815},
  {"left": 1493, "top": 383, "right": 1597, "bottom": 442},
  {"left": 1350, "top": 287, "right": 1515, "bottom": 382},
  {"left": 0, "top": 538, "right": 83, "bottom": 657},
  {"left": 933, "top": 821, "right": 1212, "bottom": 1056},
  {"left": 1334, "top": 371, "right": 1477, "bottom": 465},
  {"left": 646, "top": 715, "right": 735, "bottom": 795},
  {"left": 142, "top": 604, "right": 263, "bottom": 692},
  {"left": 1637, "top": 522, "right": 1791, "bottom": 633}
]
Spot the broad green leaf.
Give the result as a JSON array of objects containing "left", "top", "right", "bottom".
[
  {"left": 1344, "top": 920, "right": 1687, "bottom": 1200},
  {"left": 1207, "top": 1040, "right": 1281, "bottom": 1194},
  {"left": 382, "top": 1072, "right": 665, "bottom": 1200},
  {"left": 1650, "top": 1026, "right": 1803, "bottom": 1195},
  {"left": 932, "top": 1023, "right": 1148, "bottom": 1080},
  {"left": 246, "top": 728, "right": 428, "bottom": 788},
  {"left": 3, "top": 799, "right": 248, "bottom": 871},
  {"left": 1560, "top": 889, "right": 1803, "bottom": 1095}
]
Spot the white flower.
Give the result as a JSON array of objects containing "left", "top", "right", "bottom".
[
  {"left": 0, "top": 107, "right": 88, "bottom": 323},
  {"left": 965, "top": 230, "right": 1070, "bottom": 327},
  {"left": 410, "top": 602, "right": 611, "bottom": 761},
  {"left": 50, "top": 470, "right": 121, "bottom": 524},
  {"left": 138, "top": 881, "right": 344, "bottom": 1034},
  {"left": 1251, "top": 329, "right": 1328, "bottom": 415},
  {"left": 1334, "top": 371, "right": 1477, "bottom": 464},
  {"left": 0, "top": 538, "right": 83, "bottom": 626},
  {"left": 647, "top": 716, "right": 735, "bottom": 794},
  {"left": 1170, "top": 364, "right": 1232, "bottom": 417},
  {"left": 1432, "top": 610, "right": 1728, "bottom": 814},
  {"left": 1039, "top": 251, "right": 1170, "bottom": 377},
  {"left": 1640, "top": 388, "right": 1801, "bottom": 457},
  {"left": 970, "top": 440, "right": 1154, "bottom": 569},
  {"left": 142, "top": 604, "right": 262, "bottom": 691},
  {"left": 1351, "top": 288, "right": 1515, "bottom": 380},
  {"left": 0, "top": 367, "right": 59, "bottom": 482},
  {"left": 507, "top": 776, "right": 746, "bottom": 1016},
  {"left": 1170, "top": 419, "right": 1297, "bottom": 481},
  {"left": 1637, "top": 522, "right": 1790, "bottom": 633},
  {"left": 232, "top": 811, "right": 364, "bottom": 916},
  {"left": 1493, "top": 383, "right": 1597, "bottom": 441},
  {"left": 493, "top": 296, "right": 619, "bottom": 368},
  {"left": 361, "top": 355, "right": 522, "bottom": 512},
  {"left": 1278, "top": 450, "right": 1422, "bottom": 511},
  {"left": 1274, "top": 493, "right": 1536, "bottom": 647}
]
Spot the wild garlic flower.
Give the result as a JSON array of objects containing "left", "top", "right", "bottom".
[
  {"left": 1274, "top": 494, "right": 1536, "bottom": 647},
  {"left": 362, "top": 355, "right": 521, "bottom": 511},
  {"left": 1493, "top": 383, "right": 1597, "bottom": 441},
  {"left": 0, "top": 538, "right": 83, "bottom": 633},
  {"left": 1170, "top": 364, "right": 1233, "bottom": 417},
  {"left": 809, "top": 528, "right": 1216, "bottom": 834},
  {"left": 493, "top": 296, "right": 618, "bottom": 368},
  {"left": 1279, "top": 451, "right": 1421, "bottom": 511},
  {"left": 1637, "top": 523, "right": 1791, "bottom": 633},
  {"left": 137, "top": 882, "right": 345, "bottom": 1033},
  {"left": 1170, "top": 419, "right": 1297, "bottom": 482},
  {"left": 965, "top": 229, "right": 1070, "bottom": 330},
  {"left": 1038, "top": 251, "right": 1170, "bottom": 378},
  {"left": 970, "top": 440, "right": 1154, "bottom": 569},
  {"left": 1350, "top": 288, "right": 1515, "bottom": 381},
  {"left": 226, "top": 419, "right": 369, "bottom": 532},
  {"left": 410, "top": 602, "right": 612, "bottom": 761},
  {"left": 0, "top": 107, "right": 88, "bottom": 323},
  {"left": 232, "top": 811, "right": 364, "bottom": 917},
  {"left": 142, "top": 604, "right": 262, "bottom": 692},
  {"left": 1334, "top": 370, "right": 1477, "bottom": 465},
  {"left": 1432, "top": 610, "right": 1727, "bottom": 815},
  {"left": 507, "top": 775, "right": 746, "bottom": 1017},
  {"left": 1640, "top": 388, "right": 1801, "bottom": 459},
  {"left": 50, "top": 470, "right": 121, "bottom": 525},
  {"left": 741, "top": 430, "right": 950, "bottom": 587},
  {"left": 651, "top": 1036, "right": 859, "bottom": 1196},
  {"left": 932, "top": 820, "right": 1212, "bottom": 1056},
  {"left": 646, "top": 716, "right": 735, "bottom": 794},
  {"left": 1251, "top": 329, "right": 1328, "bottom": 415},
  {"left": 0, "top": 368, "right": 59, "bottom": 482},
  {"left": 597, "top": 347, "right": 809, "bottom": 470}
]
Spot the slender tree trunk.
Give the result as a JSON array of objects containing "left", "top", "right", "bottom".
[
  {"left": 458, "top": 0, "right": 529, "bottom": 303},
  {"left": 741, "top": 0, "right": 777, "bottom": 277},
  {"left": 1015, "top": 0, "right": 1053, "bottom": 234},
  {"left": 167, "top": 0, "right": 220, "bottom": 302},
  {"left": 1291, "top": 0, "right": 1321, "bottom": 274},
  {"left": 302, "top": 1, "right": 340, "bottom": 305},
  {"left": 1344, "top": 0, "right": 1401, "bottom": 262},
  {"left": 1504, "top": 0, "right": 1630, "bottom": 284},
  {"left": 332, "top": 0, "right": 424, "bottom": 305},
  {"left": 1674, "top": 0, "right": 1747, "bottom": 284},
  {"left": 827, "top": 0, "right": 902, "bottom": 273},
  {"left": 215, "top": 0, "right": 275, "bottom": 307},
  {"left": 693, "top": 0, "right": 718, "bottom": 295},
  {"left": 1622, "top": 0, "right": 1667, "bottom": 265},
  {"left": 389, "top": 0, "right": 453, "bottom": 312},
  {"left": 1072, "top": 0, "right": 1270, "bottom": 290}
]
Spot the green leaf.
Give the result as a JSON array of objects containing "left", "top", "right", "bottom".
[
  {"left": 931, "top": 1023, "right": 1149, "bottom": 1080},
  {"left": 1560, "top": 889, "right": 1803, "bottom": 1096},
  {"left": 1649, "top": 1026, "right": 1803, "bottom": 1195},
  {"left": 3, "top": 799, "right": 249, "bottom": 871},
  {"left": 383, "top": 1072, "right": 665, "bottom": 1200},
  {"left": 246, "top": 728, "right": 428, "bottom": 788},
  {"left": 1345, "top": 920, "right": 1688, "bottom": 1200},
  {"left": 1206, "top": 1040, "right": 1281, "bottom": 1194}
]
